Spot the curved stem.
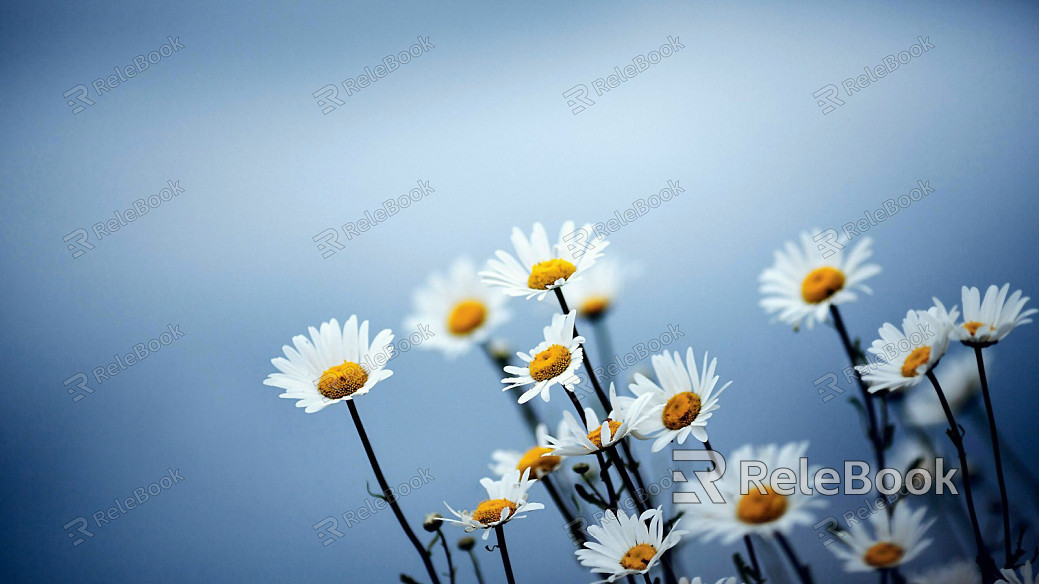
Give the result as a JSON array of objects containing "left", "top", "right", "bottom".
[
  {"left": 973, "top": 346, "right": 1014, "bottom": 567},
  {"left": 494, "top": 525, "right": 517, "bottom": 584},
  {"left": 775, "top": 532, "right": 815, "bottom": 584},
  {"left": 436, "top": 528, "right": 455, "bottom": 584},
  {"left": 554, "top": 288, "right": 612, "bottom": 410},
  {"left": 466, "top": 549, "right": 486, "bottom": 584},
  {"left": 346, "top": 400, "right": 441, "bottom": 584},
  {"left": 542, "top": 474, "right": 586, "bottom": 546},
  {"left": 743, "top": 535, "right": 762, "bottom": 580}
]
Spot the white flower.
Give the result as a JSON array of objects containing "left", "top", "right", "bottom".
[
  {"left": 545, "top": 385, "right": 661, "bottom": 456},
  {"left": 909, "top": 559, "right": 980, "bottom": 584},
  {"left": 442, "top": 469, "right": 545, "bottom": 539},
  {"left": 575, "top": 507, "right": 686, "bottom": 583},
  {"left": 625, "top": 348, "right": 732, "bottom": 452},
  {"left": 263, "top": 316, "right": 394, "bottom": 413},
  {"left": 886, "top": 437, "right": 939, "bottom": 495},
  {"left": 857, "top": 302, "right": 957, "bottom": 393},
  {"left": 956, "top": 284, "right": 1036, "bottom": 346},
  {"left": 563, "top": 256, "right": 636, "bottom": 319},
  {"left": 679, "top": 442, "right": 824, "bottom": 544},
  {"left": 998, "top": 561, "right": 1038, "bottom": 584},
  {"left": 481, "top": 221, "right": 609, "bottom": 301},
  {"left": 759, "top": 229, "right": 881, "bottom": 329},
  {"left": 489, "top": 421, "right": 567, "bottom": 479},
  {"left": 404, "top": 258, "right": 510, "bottom": 358},
  {"left": 502, "top": 311, "right": 585, "bottom": 403},
  {"left": 902, "top": 350, "right": 983, "bottom": 427},
  {"left": 829, "top": 503, "right": 934, "bottom": 572}
]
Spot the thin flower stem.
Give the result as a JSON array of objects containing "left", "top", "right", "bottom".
[
  {"left": 643, "top": 574, "right": 654, "bottom": 584},
  {"left": 580, "top": 472, "right": 609, "bottom": 506},
  {"left": 774, "top": 532, "right": 815, "bottom": 584},
  {"left": 542, "top": 474, "right": 586, "bottom": 546},
  {"left": 466, "top": 549, "right": 486, "bottom": 584},
  {"left": 435, "top": 528, "right": 456, "bottom": 584},
  {"left": 743, "top": 535, "right": 762, "bottom": 579},
  {"left": 564, "top": 387, "right": 620, "bottom": 508},
  {"left": 973, "top": 346, "right": 1015, "bottom": 567},
  {"left": 607, "top": 446, "right": 647, "bottom": 514},
  {"left": 925, "top": 370, "right": 1000, "bottom": 582},
  {"left": 494, "top": 525, "right": 517, "bottom": 584},
  {"left": 591, "top": 318, "right": 616, "bottom": 384},
  {"left": 481, "top": 341, "right": 540, "bottom": 437},
  {"left": 346, "top": 400, "right": 442, "bottom": 584},
  {"left": 554, "top": 288, "right": 612, "bottom": 410}
]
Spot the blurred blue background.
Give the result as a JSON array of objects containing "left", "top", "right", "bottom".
[{"left": 2, "top": 0, "right": 1038, "bottom": 581}]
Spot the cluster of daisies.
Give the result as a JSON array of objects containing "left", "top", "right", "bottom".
[{"left": 262, "top": 222, "right": 1036, "bottom": 584}]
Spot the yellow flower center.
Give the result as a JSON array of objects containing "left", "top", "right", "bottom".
[
  {"left": 863, "top": 542, "right": 905, "bottom": 568},
  {"left": 801, "top": 266, "right": 846, "bottom": 304},
  {"left": 447, "top": 299, "right": 487, "bottom": 335},
  {"left": 317, "top": 361, "right": 368, "bottom": 399},
  {"left": 516, "top": 446, "right": 561, "bottom": 477},
  {"left": 527, "top": 259, "right": 577, "bottom": 290},
  {"left": 529, "top": 344, "right": 572, "bottom": 382},
  {"left": 587, "top": 420, "right": 623, "bottom": 448},
  {"left": 471, "top": 498, "right": 517, "bottom": 525},
  {"left": 662, "top": 391, "right": 701, "bottom": 430},
  {"left": 901, "top": 346, "right": 931, "bottom": 378},
  {"left": 963, "top": 321, "right": 987, "bottom": 336},
  {"left": 619, "top": 543, "right": 657, "bottom": 571},
  {"left": 736, "top": 486, "right": 788, "bottom": 525},
  {"left": 580, "top": 295, "right": 611, "bottom": 318}
]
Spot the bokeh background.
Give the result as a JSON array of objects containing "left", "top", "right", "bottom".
[{"left": 2, "top": 0, "right": 1038, "bottom": 582}]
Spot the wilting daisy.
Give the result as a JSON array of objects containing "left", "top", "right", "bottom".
[
  {"left": 576, "top": 507, "right": 685, "bottom": 583},
  {"left": 758, "top": 229, "right": 881, "bottom": 329},
  {"left": 480, "top": 221, "right": 608, "bottom": 301},
  {"left": 489, "top": 421, "right": 567, "bottom": 479},
  {"left": 828, "top": 503, "right": 934, "bottom": 572},
  {"left": 263, "top": 316, "right": 394, "bottom": 413},
  {"left": 857, "top": 302, "right": 956, "bottom": 393},
  {"left": 442, "top": 469, "right": 544, "bottom": 540},
  {"left": 902, "top": 350, "right": 983, "bottom": 427},
  {"left": 545, "top": 386, "right": 660, "bottom": 456},
  {"left": 563, "top": 256, "right": 635, "bottom": 319},
  {"left": 679, "top": 442, "right": 824, "bottom": 544},
  {"left": 956, "top": 284, "right": 1036, "bottom": 346},
  {"left": 502, "top": 311, "right": 585, "bottom": 403},
  {"left": 404, "top": 258, "right": 510, "bottom": 358},
  {"left": 910, "top": 560, "right": 980, "bottom": 584},
  {"left": 998, "top": 562, "right": 1038, "bottom": 584},
  {"left": 625, "top": 347, "right": 732, "bottom": 452}
]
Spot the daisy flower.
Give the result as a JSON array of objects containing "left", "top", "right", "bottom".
[
  {"left": 758, "top": 229, "right": 881, "bottom": 330},
  {"left": 576, "top": 507, "right": 686, "bottom": 583},
  {"left": 545, "top": 385, "right": 661, "bottom": 457},
  {"left": 563, "top": 256, "right": 636, "bottom": 320},
  {"left": 956, "top": 284, "right": 1036, "bottom": 346},
  {"left": 442, "top": 469, "right": 545, "bottom": 540},
  {"left": 480, "top": 221, "right": 608, "bottom": 301},
  {"left": 502, "top": 311, "right": 585, "bottom": 403},
  {"left": 910, "top": 560, "right": 980, "bottom": 584},
  {"left": 404, "top": 258, "right": 510, "bottom": 358},
  {"left": 263, "top": 315, "right": 394, "bottom": 413},
  {"left": 625, "top": 347, "right": 732, "bottom": 453},
  {"left": 902, "top": 350, "right": 983, "bottom": 427},
  {"left": 489, "top": 421, "right": 567, "bottom": 479},
  {"left": 998, "top": 562, "right": 1038, "bottom": 584},
  {"left": 679, "top": 442, "right": 824, "bottom": 544},
  {"left": 829, "top": 503, "right": 934, "bottom": 572},
  {"left": 857, "top": 302, "right": 957, "bottom": 393}
]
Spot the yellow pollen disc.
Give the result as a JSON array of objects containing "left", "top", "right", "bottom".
[
  {"left": 662, "top": 391, "right": 701, "bottom": 430},
  {"left": 516, "top": 446, "right": 561, "bottom": 477},
  {"left": 963, "top": 321, "right": 987, "bottom": 336},
  {"left": 736, "top": 486, "right": 788, "bottom": 525},
  {"left": 447, "top": 299, "right": 487, "bottom": 335},
  {"left": 580, "top": 295, "right": 611, "bottom": 318},
  {"left": 317, "top": 361, "right": 368, "bottom": 400},
  {"left": 471, "top": 498, "right": 517, "bottom": 525},
  {"left": 619, "top": 543, "right": 657, "bottom": 571},
  {"left": 901, "top": 346, "right": 931, "bottom": 378},
  {"left": 529, "top": 344, "right": 572, "bottom": 382},
  {"left": 801, "top": 266, "right": 846, "bottom": 304},
  {"left": 527, "top": 259, "right": 577, "bottom": 290},
  {"left": 587, "top": 420, "right": 623, "bottom": 448},
  {"left": 863, "top": 542, "right": 905, "bottom": 568}
]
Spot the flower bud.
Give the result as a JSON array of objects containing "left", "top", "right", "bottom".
[
  {"left": 457, "top": 536, "right": 476, "bottom": 551},
  {"left": 423, "top": 513, "right": 443, "bottom": 532}
]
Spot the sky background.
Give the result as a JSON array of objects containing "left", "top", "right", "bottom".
[{"left": 2, "top": 0, "right": 1038, "bottom": 582}]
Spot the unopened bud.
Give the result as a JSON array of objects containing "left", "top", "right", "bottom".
[
  {"left": 572, "top": 462, "right": 591, "bottom": 475},
  {"left": 457, "top": 536, "right": 476, "bottom": 551},
  {"left": 423, "top": 513, "right": 443, "bottom": 532}
]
